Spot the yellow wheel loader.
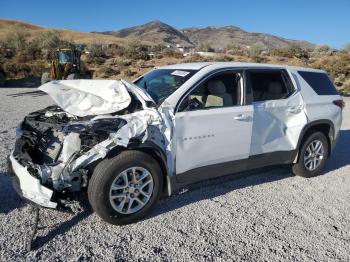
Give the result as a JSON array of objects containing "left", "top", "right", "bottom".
[{"left": 41, "top": 48, "right": 92, "bottom": 85}]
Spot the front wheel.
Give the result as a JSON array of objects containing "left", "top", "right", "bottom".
[
  {"left": 88, "top": 151, "right": 163, "bottom": 225},
  {"left": 41, "top": 72, "right": 51, "bottom": 85},
  {"left": 67, "top": 73, "right": 79, "bottom": 80},
  {"left": 292, "top": 131, "right": 329, "bottom": 178},
  {"left": 0, "top": 71, "right": 5, "bottom": 86}
]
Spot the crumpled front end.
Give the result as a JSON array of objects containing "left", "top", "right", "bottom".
[
  {"left": 8, "top": 80, "right": 171, "bottom": 209},
  {"left": 9, "top": 105, "right": 128, "bottom": 208}
]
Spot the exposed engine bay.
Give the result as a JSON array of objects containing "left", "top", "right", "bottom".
[{"left": 10, "top": 80, "right": 172, "bottom": 208}]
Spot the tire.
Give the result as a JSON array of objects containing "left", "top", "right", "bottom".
[
  {"left": 67, "top": 73, "right": 79, "bottom": 80},
  {"left": 88, "top": 150, "right": 163, "bottom": 225},
  {"left": 41, "top": 72, "right": 51, "bottom": 85},
  {"left": 292, "top": 131, "right": 329, "bottom": 178},
  {"left": 84, "top": 71, "right": 92, "bottom": 79},
  {"left": 0, "top": 71, "right": 5, "bottom": 86}
]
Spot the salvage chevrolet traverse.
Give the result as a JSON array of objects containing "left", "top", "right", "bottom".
[{"left": 8, "top": 62, "right": 344, "bottom": 225}]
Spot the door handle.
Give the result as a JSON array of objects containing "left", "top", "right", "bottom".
[
  {"left": 234, "top": 114, "right": 249, "bottom": 121},
  {"left": 287, "top": 105, "right": 303, "bottom": 114}
]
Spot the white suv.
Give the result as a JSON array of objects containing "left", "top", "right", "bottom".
[{"left": 8, "top": 62, "right": 344, "bottom": 225}]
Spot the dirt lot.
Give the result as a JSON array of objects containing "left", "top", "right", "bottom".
[{"left": 0, "top": 87, "right": 349, "bottom": 261}]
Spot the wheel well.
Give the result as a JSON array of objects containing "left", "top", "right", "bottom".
[
  {"left": 300, "top": 123, "right": 332, "bottom": 157},
  {"left": 135, "top": 147, "right": 168, "bottom": 194}
]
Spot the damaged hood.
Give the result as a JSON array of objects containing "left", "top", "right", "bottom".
[{"left": 39, "top": 80, "right": 150, "bottom": 117}]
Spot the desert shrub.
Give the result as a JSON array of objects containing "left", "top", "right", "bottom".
[
  {"left": 342, "top": 43, "right": 350, "bottom": 52},
  {"left": 250, "top": 55, "right": 268, "bottom": 63},
  {"left": 87, "top": 44, "right": 107, "bottom": 58},
  {"left": 117, "top": 59, "right": 133, "bottom": 67},
  {"left": 198, "top": 43, "right": 215, "bottom": 52},
  {"left": 124, "top": 39, "right": 149, "bottom": 60},
  {"left": 314, "top": 44, "right": 331, "bottom": 53},
  {"left": 215, "top": 55, "right": 234, "bottom": 62},
  {"left": 85, "top": 55, "right": 106, "bottom": 65},
  {"left": 271, "top": 45, "right": 309, "bottom": 63},
  {"left": 123, "top": 68, "right": 136, "bottom": 77},
  {"left": 3, "top": 60, "right": 31, "bottom": 78},
  {"left": 162, "top": 48, "right": 183, "bottom": 58},
  {"left": 37, "top": 30, "right": 73, "bottom": 50},
  {"left": 226, "top": 45, "right": 246, "bottom": 56},
  {"left": 248, "top": 43, "right": 265, "bottom": 57},
  {"left": 105, "top": 45, "right": 125, "bottom": 57},
  {"left": 183, "top": 53, "right": 205, "bottom": 62},
  {"left": 2, "top": 28, "right": 28, "bottom": 51},
  {"left": 23, "top": 40, "right": 42, "bottom": 60},
  {"left": 98, "top": 66, "right": 120, "bottom": 78}
]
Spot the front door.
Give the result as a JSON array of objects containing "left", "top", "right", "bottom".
[{"left": 174, "top": 70, "right": 253, "bottom": 177}]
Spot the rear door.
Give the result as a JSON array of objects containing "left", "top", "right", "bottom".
[
  {"left": 174, "top": 70, "right": 253, "bottom": 177},
  {"left": 246, "top": 69, "right": 307, "bottom": 156}
]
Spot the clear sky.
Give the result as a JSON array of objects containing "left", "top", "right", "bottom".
[{"left": 1, "top": 0, "right": 349, "bottom": 48}]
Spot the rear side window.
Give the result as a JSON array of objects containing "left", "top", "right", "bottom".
[
  {"left": 247, "top": 70, "right": 293, "bottom": 102},
  {"left": 298, "top": 71, "right": 338, "bottom": 95}
]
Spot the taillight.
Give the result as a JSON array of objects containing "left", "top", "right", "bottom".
[{"left": 333, "top": 99, "right": 345, "bottom": 109}]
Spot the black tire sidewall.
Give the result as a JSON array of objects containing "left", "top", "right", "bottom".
[
  {"left": 297, "top": 132, "right": 329, "bottom": 177},
  {"left": 89, "top": 151, "right": 163, "bottom": 225},
  {"left": 67, "top": 73, "right": 79, "bottom": 80},
  {"left": 41, "top": 72, "right": 50, "bottom": 85}
]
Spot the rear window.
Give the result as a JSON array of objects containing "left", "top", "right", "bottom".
[{"left": 298, "top": 71, "right": 338, "bottom": 95}]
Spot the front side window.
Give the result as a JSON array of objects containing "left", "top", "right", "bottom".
[
  {"left": 135, "top": 69, "right": 197, "bottom": 107},
  {"left": 179, "top": 72, "right": 241, "bottom": 112},
  {"left": 248, "top": 70, "right": 292, "bottom": 102}
]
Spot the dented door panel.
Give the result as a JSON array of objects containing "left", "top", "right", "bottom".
[{"left": 250, "top": 92, "right": 307, "bottom": 155}]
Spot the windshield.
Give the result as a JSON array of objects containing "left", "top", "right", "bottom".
[
  {"left": 58, "top": 51, "right": 73, "bottom": 64},
  {"left": 134, "top": 69, "right": 197, "bottom": 106}
]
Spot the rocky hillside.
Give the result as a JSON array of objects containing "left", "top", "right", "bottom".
[
  {"left": 0, "top": 19, "right": 127, "bottom": 45},
  {"left": 182, "top": 26, "right": 314, "bottom": 50},
  {"left": 100, "top": 20, "right": 315, "bottom": 50},
  {"left": 101, "top": 20, "right": 194, "bottom": 47}
]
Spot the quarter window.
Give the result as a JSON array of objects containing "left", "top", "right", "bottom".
[{"left": 298, "top": 71, "right": 338, "bottom": 95}]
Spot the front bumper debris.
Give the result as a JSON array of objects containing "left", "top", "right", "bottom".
[{"left": 8, "top": 152, "right": 57, "bottom": 208}]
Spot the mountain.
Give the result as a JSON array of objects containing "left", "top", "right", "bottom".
[
  {"left": 101, "top": 20, "right": 314, "bottom": 50},
  {"left": 101, "top": 20, "right": 194, "bottom": 47},
  {"left": 0, "top": 19, "right": 315, "bottom": 50},
  {"left": 182, "top": 26, "right": 315, "bottom": 50},
  {"left": 0, "top": 19, "right": 127, "bottom": 45}
]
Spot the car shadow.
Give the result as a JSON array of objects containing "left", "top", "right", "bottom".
[
  {"left": 149, "top": 129, "right": 350, "bottom": 219},
  {"left": 31, "top": 203, "right": 92, "bottom": 251},
  {"left": 1, "top": 130, "right": 349, "bottom": 249},
  {"left": 324, "top": 129, "right": 350, "bottom": 172},
  {"left": 6, "top": 90, "right": 46, "bottom": 97},
  {"left": 1, "top": 76, "right": 40, "bottom": 88},
  {"left": 0, "top": 172, "right": 26, "bottom": 214}
]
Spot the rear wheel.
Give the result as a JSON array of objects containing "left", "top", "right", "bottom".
[
  {"left": 41, "top": 72, "right": 51, "bottom": 85},
  {"left": 292, "top": 132, "right": 329, "bottom": 178},
  {"left": 88, "top": 151, "right": 163, "bottom": 225},
  {"left": 67, "top": 73, "right": 79, "bottom": 80},
  {"left": 0, "top": 71, "right": 5, "bottom": 86}
]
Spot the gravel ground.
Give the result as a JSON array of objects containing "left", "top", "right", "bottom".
[{"left": 0, "top": 87, "right": 349, "bottom": 261}]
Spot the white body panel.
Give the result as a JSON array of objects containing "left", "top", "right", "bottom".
[
  {"left": 250, "top": 92, "right": 307, "bottom": 155},
  {"left": 175, "top": 105, "right": 253, "bottom": 174}
]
